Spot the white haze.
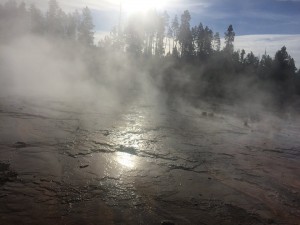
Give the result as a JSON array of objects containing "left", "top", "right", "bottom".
[{"left": 0, "top": 34, "right": 162, "bottom": 115}]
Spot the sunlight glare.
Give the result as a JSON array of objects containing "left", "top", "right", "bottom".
[
  {"left": 121, "top": 0, "right": 168, "bottom": 14},
  {"left": 116, "top": 152, "right": 135, "bottom": 169}
]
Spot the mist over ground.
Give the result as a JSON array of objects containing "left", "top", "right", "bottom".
[
  {"left": 1, "top": 0, "right": 300, "bottom": 112},
  {"left": 0, "top": 1, "right": 300, "bottom": 225}
]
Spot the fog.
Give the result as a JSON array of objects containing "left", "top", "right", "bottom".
[
  {"left": 1, "top": 1, "right": 300, "bottom": 225},
  {"left": 0, "top": 36, "right": 164, "bottom": 118},
  {"left": 0, "top": 24, "right": 298, "bottom": 139},
  {"left": 0, "top": 1, "right": 299, "bottom": 115}
]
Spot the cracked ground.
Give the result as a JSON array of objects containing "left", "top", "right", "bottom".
[{"left": 0, "top": 96, "right": 299, "bottom": 225}]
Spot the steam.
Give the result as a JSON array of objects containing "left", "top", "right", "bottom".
[
  {"left": 0, "top": 1, "right": 299, "bottom": 123},
  {"left": 0, "top": 32, "right": 163, "bottom": 111},
  {"left": 1, "top": 36, "right": 82, "bottom": 97}
]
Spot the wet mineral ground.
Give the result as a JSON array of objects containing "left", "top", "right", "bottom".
[{"left": 0, "top": 96, "right": 299, "bottom": 225}]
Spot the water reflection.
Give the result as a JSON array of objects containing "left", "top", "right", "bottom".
[
  {"left": 110, "top": 109, "right": 149, "bottom": 170},
  {"left": 116, "top": 152, "right": 135, "bottom": 169}
]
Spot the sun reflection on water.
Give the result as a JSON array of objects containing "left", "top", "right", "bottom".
[
  {"left": 116, "top": 152, "right": 135, "bottom": 169},
  {"left": 111, "top": 109, "right": 150, "bottom": 170}
]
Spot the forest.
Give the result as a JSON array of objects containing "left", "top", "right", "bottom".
[
  {"left": 1, "top": 1, "right": 300, "bottom": 224},
  {"left": 1, "top": 0, "right": 300, "bottom": 109}
]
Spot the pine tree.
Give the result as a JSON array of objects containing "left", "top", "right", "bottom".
[
  {"left": 178, "top": 10, "right": 193, "bottom": 58},
  {"left": 258, "top": 51, "right": 273, "bottom": 79},
  {"left": 213, "top": 32, "right": 221, "bottom": 51},
  {"left": 224, "top": 24, "right": 235, "bottom": 53},
  {"left": 245, "top": 52, "right": 259, "bottom": 67},
  {"left": 274, "top": 46, "right": 296, "bottom": 81},
  {"left": 203, "top": 26, "right": 213, "bottom": 56},
  {"left": 78, "top": 6, "right": 94, "bottom": 46}
]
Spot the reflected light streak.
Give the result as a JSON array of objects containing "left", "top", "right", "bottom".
[{"left": 116, "top": 152, "right": 135, "bottom": 168}]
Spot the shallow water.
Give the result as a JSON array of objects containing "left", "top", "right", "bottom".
[{"left": 0, "top": 96, "right": 299, "bottom": 225}]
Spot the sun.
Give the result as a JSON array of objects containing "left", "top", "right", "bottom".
[{"left": 121, "top": 0, "right": 168, "bottom": 14}]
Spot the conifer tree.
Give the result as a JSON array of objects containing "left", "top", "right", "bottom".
[
  {"left": 78, "top": 6, "right": 94, "bottom": 46},
  {"left": 224, "top": 24, "right": 235, "bottom": 53}
]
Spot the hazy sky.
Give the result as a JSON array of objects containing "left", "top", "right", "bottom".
[{"left": 3, "top": 0, "right": 300, "bottom": 35}]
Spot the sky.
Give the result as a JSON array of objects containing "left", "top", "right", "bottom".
[{"left": 2, "top": 0, "right": 300, "bottom": 67}]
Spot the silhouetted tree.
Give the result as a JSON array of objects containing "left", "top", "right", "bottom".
[
  {"left": 224, "top": 24, "right": 235, "bottom": 53},
  {"left": 213, "top": 32, "right": 221, "bottom": 51},
  {"left": 245, "top": 52, "right": 259, "bottom": 67},
  {"left": 203, "top": 26, "right": 213, "bottom": 57},
  {"left": 193, "top": 23, "right": 213, "bottom": 59},
  {"left": 273, "top": 46, "right": 296, "bottom": 82},
  {"left": 178, "top": 10, "right": 193, "bottom": 59},
  {"left": 193, "top": 23, "right": 203, "bottom": 57},
  {"left": 272, "top": 46, "right": 297, "bottom": 102},
  {"left": 258, "top": 52, "right": 273, "bottom": 79}
]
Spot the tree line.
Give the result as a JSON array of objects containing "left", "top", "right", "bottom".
[
  {"left": 99, "top": 7, "right": 300, "bottom": 107},
  {"left": 100, "top": 10, "right": 223, "bottom": 59},
  {"left": 1, "top": 0, "right": 300, "bottom": 107},
  {"left": 0, "top": 0, "right": 94, "bottom": 45}
]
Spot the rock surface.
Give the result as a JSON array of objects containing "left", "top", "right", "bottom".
[{"left": 0, "top": 96, "right": 299, "bottom": 225}]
